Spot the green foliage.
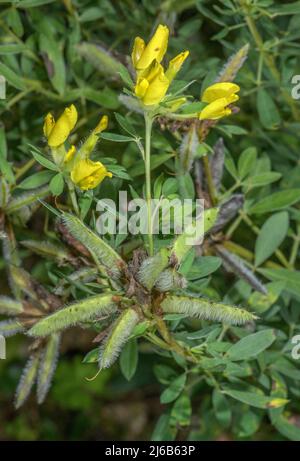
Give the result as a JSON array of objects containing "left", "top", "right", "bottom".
[{"left": 1, "top": 0, "right": 300, "bottom": 443}]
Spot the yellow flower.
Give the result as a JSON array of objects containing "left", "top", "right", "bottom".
[
  {"left": 199, "top": 97, "right": 232, "bottom": 120},
  {"left": 132, "top": 25, "right": 189, "bottom": 106},
  {"left": 132, "top": 24, "right": 169, "bottom": 71},
  {"left": 64, "top": 145, "right": 76, "bottom": 163},
  {"left": 165, "top": 51, "right": 189, "bottom": 83},
  {"left": 71, "top": 159, "right": 112, "bottom": 191},
  {"left": 93, "top": 115, "right": 108, "bottom": 134},
  {"left": 43, "top": 105, "right": 78, "bottom": 147},
  {"left": 199, "top": 82, "right": 240, "bottom": 120},
  {"left": 202, "top": 82, "right": 240, "bottom": 103}
]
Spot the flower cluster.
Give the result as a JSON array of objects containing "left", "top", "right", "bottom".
[{"left": 43, "top": 105, "right": 112, "bottom": 190}]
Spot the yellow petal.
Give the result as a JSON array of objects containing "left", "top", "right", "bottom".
[
  {"left": 199, "top": 97, "right": 232, "bottom": 120},
  {"left": 136, "top": 24, "right": 169, "bottom": 70},
  {"left": 202, "top": 82, "right": 240, "bottom": 103},
  {"left": 64, "top": 145, "right": 76, "bottom": 163},
  {"left": 165, "top": 50, "right": 189, "bottom": 83},
  {"left": 94, "top": 115, "right": 108, "bottom": 134},
  {"left": 71, "top": 159, "right": 112, "bottom": 191},
  {"left": 142, "top": 66, "right": 170, "bottom": 105},
  {"left": 43, "top": 113, "right": 55, "bottom": 138},
  {"left": 131, "top": 37, "right": 145, "bottom": 68},
  {"left": 135, "top": 78, "right": 149, "bottom": 99},
  {"left": 48, "top": 104, "right": 78, "bottom": 147}
]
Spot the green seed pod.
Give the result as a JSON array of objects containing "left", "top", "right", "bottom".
[
  {"left": 179, "top": 126, "right": 199, "bottom": 174},
  {"left": 62, "top": 213, "right": 125, "bottom": 279},
  {"left": 216, "top": 44, "right": 249, "bottom": 83},
  {"left": 0, "top": 178, "right": 10, "bottom": 208},
  {"left": 15, "top": 352, "right": 41, "bottom": 409},
  {"left": 5, "top": 185, "right": 49, "bottom": 214},
  {"left": 155, "top": 269, "right": 187, "bottom": 292},
  {"left": 172, "top": 207, "right": 219, "bottom": 264},
  {"left": 0, "top": 319, "right": 24, "bottom": 337},
  {"left": 37, "top": 333, "right": 60, "bottom": 404},
  {"left": 161, "top": 296, "right": 258, "bottom": 325},
  {"left": 21, "top": 240, "right": 74, "bottom": 266},
  {"left": 137, "top": 248, "right": 170, "bottom": 290},
  {"left": 0, "top": 296, "right": 23, "bottom": 316},
  {"left": 99, "top": 308, "right": 139, "bottom": 370},
  {"left": 28, "top": 294, "right": 118, "bottom": 337}
]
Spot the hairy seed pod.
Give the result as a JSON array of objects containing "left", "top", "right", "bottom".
[
  {"left": 216, "top": 44, "right": 249, "bottom": 83},
  {"left": 215, "top": 245, "right": 267, "bottom": 295},
  {"left": 161, "top": 295, "right": 257, "bottom": 325},
  {"left": 15, "top": 352, "right": 41, "bottom": 409},
  {"left": 210, "top": 138, "right": 225, "bottom": 193},
  {"left": 155, "top": 269, "right": 187, "bottom": 292},
  {"left": 5, "top": 186, "right": 49, "bottom": 214},
  {"left": 21, "top": 240, "right": 74, "bottom": 266},
  {"left": 0, "top": 296, "right": 23, "bottom": 316},
  {"left": 179, "top": 125, "right": 199, "bottom": 174},
  {"left": 0, "top": 319, "right": 24, "bottom": 337},
  {"left": 210, "top": 195, "right": 244, "bottom": 234},
  {"left": 137, "top": 248, "right": 170, "bottom": 290},
  {"left": 37, "top": 334, "right": 61, "bottom": 404},
  {"left": 62, "top": 213, "right": 125, "bottom": 279},
  {"left": 28, "top": 294, "right": 118, "bottom": 337},
  {"left": 99, "top": 308, "right": 139, "bottom": 370},
  {"left": 172, "top": 208, "right": 219, "bottom": 264}
]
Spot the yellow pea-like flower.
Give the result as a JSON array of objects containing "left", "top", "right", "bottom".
[
  {"left": 199, "top": 97, "right": 233, "bottom": 120},
  {"left": 201, "top": 82, "right": 240, "bottom": 104},
  {"left": 64, "top": 145, "right": 76, "bottom": 163},
  {"left": 132, "top": 25, "right": 189, "bottom": 106},
  {"left": 199, "top": 82, "right": 240, "bottom": 120},
  {"left": 94, "top": 115, "right": 108, "bottom": 134},
  {"left": 43, "top": 113, "right": 55, "bottom": 138},
  {"left": 133, "top": 24, "right": 169, "bottom": 71},
  {"left": 165, "top": 51, "right": 189, "bottom": 83},
  {"left": 71, "top": 159, "right": 112, "bottom": 191},
  {"left": 135, "top": 61, "right": 169, "bottom": 106},
  {"left": 45, "top": 104, "right": 78, "bottom": 148}
]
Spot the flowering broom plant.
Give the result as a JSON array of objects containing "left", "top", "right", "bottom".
[{"left": 1, "top": 9, "right": 300, "bottom": 441}]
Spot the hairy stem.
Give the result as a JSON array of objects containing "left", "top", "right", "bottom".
[{"left": 144, "top": 114, "right": 154, "bottom": 256}]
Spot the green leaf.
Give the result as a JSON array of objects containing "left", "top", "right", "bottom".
[
  {"left": 114, "top": 113, "right": 136, "bottom": 136},
  {"left": 0, "top": 62, "right": 26, "bottom": 90},
  {"left": 212, "top": 389, "right": 231, "bottom": 428},
  {"left": 187, "top": 256, "right": 222, "bottom": 280},
  {"left": 238, "top": 147, "right": 257, "bottom": 180},
  {"left": 170, "top": 393, "right": 191, "bottom": 427},
  {"left": 255, "top": 212, "right": 289, "bottom": 266},
  {"left": 258, "top": 268, "right": 300, "bottom": 299},
  {"left": 100, "top": 132, "right": 134, "bottom": 142},
  {"left": 160, "top": 373, "right": 186, "bottom": 404},
  {"left": 39, "top": 33, "right": 66, "bottom": 95},
  {"left": 243, "top": 172, "right": 281, "bottom": 189},
  {"left": 120, "top": 339, "right": 138, "bottom": 381},
  {"left": 118, "top": 63, "right": 134, "bottom": 88},
  {"left": 17, "top": 170, "right": 54, "bottom": 190},
  {"left": 223, "top": 388, "right": 286, "bottom": 409},
  {"left": 49, "top": 173, "right": 64, "bottom": 196},
  {"left": 257, "top": 89, "right": 281, "bottom": 129},
  {"left": 226, "top": 329, "right": 276, "bottom": 361},
  {"left": 31, "top": 151, "right": 58, "bottom": 171},
  {"left": 249, "top": 189, "right": 300, "bottom": 214}
]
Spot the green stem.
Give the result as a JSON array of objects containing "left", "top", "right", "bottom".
[
  {"left": 67, "top": 181, "right": 80, "bottom": 216},
  {"left": 144, "top": 113, "right": 154, "bottom": 256},
  {"left": 202, "top": 154, "right": 217, "bottom": 205}
]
